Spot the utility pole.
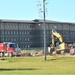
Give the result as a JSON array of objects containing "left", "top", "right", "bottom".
[
  {"left": 43, "top": 0, "right": 46, "bottom": 60},
  {"left": 37, "top": 0, "right": 48, "bottom": 60}
]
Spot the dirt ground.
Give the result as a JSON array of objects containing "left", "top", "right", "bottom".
[{"left": 56, "top": 53, "right": 75, "bottom": 57}]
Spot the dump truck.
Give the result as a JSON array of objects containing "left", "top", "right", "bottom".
[{"left": 0, "top": 42, "right": 21, "bottom": 57}]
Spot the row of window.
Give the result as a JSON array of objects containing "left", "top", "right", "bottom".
[
  {"left": 1, "top": 31, "right": 50, "bottom": 35},
  {"left": 2, "top": 38, "right": 30, "bottom": 42},
  {"left": 20, "top": 45, "right": 30, "bottom": 48},
  {"left": 1, "top": 31, "right": 30, "bottom": 35},
  {"left": 0, "top": 23, "right": 58, "bottom": 29},
  {"left": 1, "top": 23, "right": 30, "bottom": 28},
  {"left": 1, "top": 30, "right": 75, "bottom": 35},
  {"left": 47, "top": 25, "right": 58, "bottom": 29},
  {"left": 1, "top": 23, "right": 75, "bottom": 31},
  {"left": 1, "top": 36, "right": 74, "bottom": 42}
]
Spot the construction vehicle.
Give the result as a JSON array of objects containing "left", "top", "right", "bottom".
[
  {"left": 48, "top": 29, "right": 68, "bottom": 54},
  {"left": 0, "top": 42, "right": 21, "bottom": 57}
]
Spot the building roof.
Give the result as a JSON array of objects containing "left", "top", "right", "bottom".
[
  {"left": 0, "top": 19, "right": 33, "bottom": 23},
  {"left": 0, "top": 19, "right": 75, "bottom": 24}
]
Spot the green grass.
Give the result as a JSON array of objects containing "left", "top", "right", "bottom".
[{"left": 0, "top": 56, "right": 75, "bottom": 75}]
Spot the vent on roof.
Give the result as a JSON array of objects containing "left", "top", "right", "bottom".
[{"left": 33, "top": 19, "right": 39, "bottom": 22}]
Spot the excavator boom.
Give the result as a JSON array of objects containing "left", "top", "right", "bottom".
[{"left": 52, "top": 29, "right": 63, "bottom": 42}]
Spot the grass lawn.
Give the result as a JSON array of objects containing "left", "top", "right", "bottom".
[{"left": 0, "top": 56, "right": 75, "bottom": 75}]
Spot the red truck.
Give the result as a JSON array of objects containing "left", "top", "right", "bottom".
[{"left": 0, "top": 42, "right": 21, "bottom": 57}]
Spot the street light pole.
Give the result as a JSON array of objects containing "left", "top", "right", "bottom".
[
  {"left": 37, "top": 0, "right": 47, "bottom": 60},
  {"left": 43, "top": 0, "right": 46, "bottom": 60}
]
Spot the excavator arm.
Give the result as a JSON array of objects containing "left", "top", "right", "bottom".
[{"left": 52, "top": 29, "right": 63, "bottom": 42}]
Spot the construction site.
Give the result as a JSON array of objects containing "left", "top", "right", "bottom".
[{"left": 0, "top": 28, "right": 74, "bottom": 57}]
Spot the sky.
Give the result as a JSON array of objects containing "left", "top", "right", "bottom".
[{"left": 0, "top": 0, "right": 75, "bottom": 22}]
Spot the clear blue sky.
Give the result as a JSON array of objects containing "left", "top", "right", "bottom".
[{"left": 0, "top": 0, "right": 75, "bottom": 22}]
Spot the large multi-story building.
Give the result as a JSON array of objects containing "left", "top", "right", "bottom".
[{"left": 0, "top": 19, "right": 75, "bottom": 49}]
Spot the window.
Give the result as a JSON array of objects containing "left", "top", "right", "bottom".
[
  {"left": 11, "top": 38, "right": 13, "bottom": 41},
  {"left": 7, "top": 25, "right": 10, "bottom": 28},
  {"left": 1, "top": 25, "right": 4, "bottom": 28},
  {"left": 15, "top": 25, "right": 18, "bottom": 28},
  {"left": 28, "top": 45, "right": 30, "bottom": 48},
  {"left": 20, "top": 38, "right": 22, "bottom": 41},
  {"left": 30, "top": 25, "right": 34, "bottom": 28},
  {"left": 14, "top": 38, "right": 16, "bottom": 41},
  {"left": 22, "top": 25, "right": 24, "bottom": 28},
  {"left": 5, "top": 38, "right": 7, "bottom": 41},
  {"left": 13, "top": 32, "right": 16, "bottom": 34},
  {"left": 2, "top": 31, "right": 4, "bottom": 34},
  {"left": 24, "top": 25, "right": 26, "bottom": 28},
  {"left": 54, "top": 25, "right": 58, "bottom": 29},
  {"left": 28, "top": 38, "right": 30, "bottom": 41},
  {"left": 11, "top": 31, "right": 13, "bottom": 34},
  {"left": 25, "top": 38, "right": 27, "bottom": 41},
  {"left": 17, "top": 31, "right": 18, "bottom": 35},
  {"left": 2, "top": 38, "right": 4, "bottom": 41},
  {"left": 47, "top": 31, "right": 49, "bottom": 34},
  {"left": 10, "top": 25, "right": 13, "bottom": 28},
  {"left": 25, "top": 31, "right": 26, "bottom": 34},
  {"left": 9, "top": 44, "right": 17, "bottom": 48},
  {"left": 22, "top": 32, "right": 24, "bottom": 34},
  {"left": 27, "top": 31, "right": 29, "bottom": 34},
  {"left": 5, "top": 31, "right": 7, "bottom": 34},
  {"left": 66, "top": 31, "right": 69, "bottom": 34},
  {"left": 66, "top": 37, "right": 69, "bottom": 40},
  {"left": 13, "top": 25, "right": 16, "bottom": 28},
  {"left": 27, "top": 25, "right": 29, "bottom": 28},
  {"left": 19, "top": 31, "right": 21, "bottom": 34},
  {"left": 50, "top": 31, "right": 51, "bottom": 34},
  {"left": 8, "top": 31, "right": 10, "bottom": 34}
]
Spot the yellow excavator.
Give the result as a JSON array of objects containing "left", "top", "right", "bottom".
[{"left": 48, "top": 29, "right": 68, "bottom": 54}]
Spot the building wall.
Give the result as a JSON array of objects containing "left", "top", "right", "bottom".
[{"left": 0, "top": 20, "right": 75, "bottom": 49}]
